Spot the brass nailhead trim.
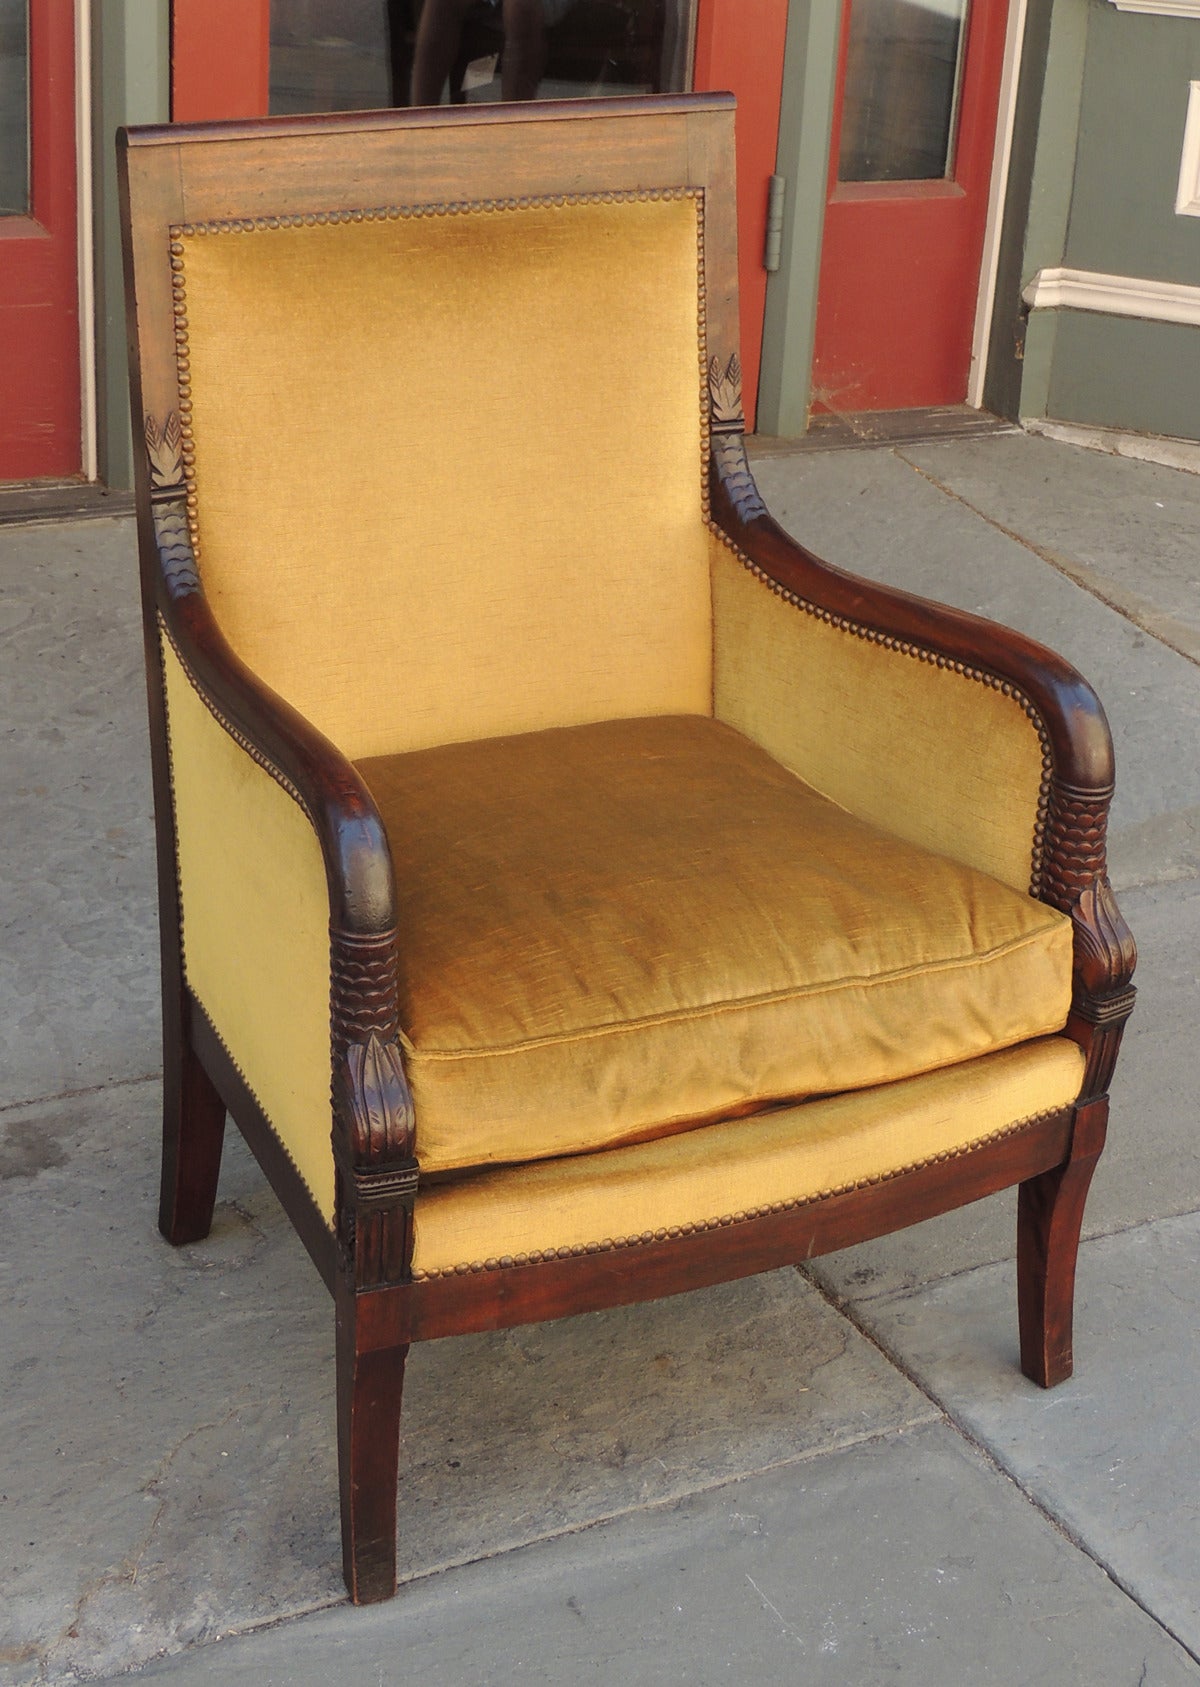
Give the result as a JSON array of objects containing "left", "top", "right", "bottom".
[
  {"left": 411, "top": 1105, "right": 1066, "bottom": 1280},
  {"left": 158, "top": 614, "right": 315, "bottom": 825},
  {"left": 171, "top": 186, "right": 700, "bottom": 239}
]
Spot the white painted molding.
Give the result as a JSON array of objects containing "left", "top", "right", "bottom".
[
  {"left": 1178, "top": 81, "right": 1200, "bottom": 216},
  {"left": 1104, "top": 0, "right": 1200, "bottom": 16},
  {"left": 1022, "top": 266, "right": 1200, "bottom": 327},
  {"left": 968, "top": 0, "right": 1028, "bottom": 408}
]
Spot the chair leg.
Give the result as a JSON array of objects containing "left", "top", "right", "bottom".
[
  {"left": 159, "top": 1013, "right": 227, "bottom": 1246},
  {"left": 1017, "top": 1099, "right": 1107, "bottom": 1389},
  {"left": 336, "top": 1280, "right": 409, "bottom": 1604}
]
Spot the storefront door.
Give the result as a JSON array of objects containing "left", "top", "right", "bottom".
[
  {"left": 170, "top": 0, "right": 785, "bottom": 427},
  {"left": 811, "top": 0, "right": 1010, "bottom": 414},
  {"left": 0, "top": 0, "right": 80, "bottom": 479}
]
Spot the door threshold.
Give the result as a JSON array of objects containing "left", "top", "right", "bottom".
[
  {"left": 0, "top": 479, "right": 135, "bottom": 528},
  {"left": 749, "top": 406, "right": 1019, "bottom": 457}
]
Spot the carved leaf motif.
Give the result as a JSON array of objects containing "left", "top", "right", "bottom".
[
  {"left": 713, "top": 433, "right": 768, "bottom": 523},
  {"left": 145, "top": 411, "right": 184, "bottom": 494},
  {"left": 339, "top": 1032, "right": 415, "bottom": 1160},
  {"left": 152, "top": 501, "right": 200, "bottom": 597},
  {"left": 1072, "top": 876, "right": 1137, "bottom": 996},
  {"left": 708, "top": 353, "right": 744, "bottom": 433}
]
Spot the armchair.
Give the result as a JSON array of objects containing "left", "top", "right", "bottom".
[{"left": 118, "top": 95, "right": 1136, "bottom": 1605}]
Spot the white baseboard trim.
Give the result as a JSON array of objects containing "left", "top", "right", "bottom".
[
  {"left": 1104, "top": 0, "right": 1200, "bottom": 16},
  {"left": 1022, "top": 265, "right": 1200, "bottom": 327}
]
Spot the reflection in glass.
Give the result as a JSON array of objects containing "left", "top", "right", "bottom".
[
  {"left": 269, "top": 0, "right": 694, "bottom": 115},
  {"left": 838, "top": 0, "right": 969, "bottom": 184},
  {"left": 0, "top": 0, "right": 29, "bottom": 217}
]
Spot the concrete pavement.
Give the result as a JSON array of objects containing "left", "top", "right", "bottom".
[{"left": 1, "top": 429, "right": 1197, "bottom": 1684}]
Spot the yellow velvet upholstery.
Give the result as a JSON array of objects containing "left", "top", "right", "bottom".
[
  {"left": 410, "top": 1037, "right": 1085, "bottom": 1277},
  {"left": 176, "top": 193, "right": 712, "bottom": 761},
  {"left": 160, "top": 631, "right": 336, "bottom": 1221},
  {"left": 357, "top": 714, "right": 1074, "bottom": 1175},
  {"left": 711, "top": 537, "right": 1049, "bottom": 893}
]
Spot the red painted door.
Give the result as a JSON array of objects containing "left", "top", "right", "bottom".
[
  {"left": 811, "top": 0, "right": 1010, "bottom": 414},
  {"left": 0, "top": 0, "right": 80, "bottom": 479},
  {"left": 171, "top": 1, "right": 783, "bottom": 428}
]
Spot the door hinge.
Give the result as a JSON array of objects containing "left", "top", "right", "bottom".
[{"left": 763, "top": 174, "right": 785, "bottom": 272}]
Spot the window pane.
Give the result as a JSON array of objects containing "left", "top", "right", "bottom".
[
  {"left": 270, "top": 0, "right": 695, "bottom": 115},
  {"left": 0, "top": 0, "right": 29, "bottom": 217},
  {"left": 838, "top": 0, "right": 969, "bottom": 184}
]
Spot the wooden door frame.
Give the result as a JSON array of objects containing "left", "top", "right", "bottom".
[{"left": 968, "top": 0, "right": 1027, "bottom": 408}]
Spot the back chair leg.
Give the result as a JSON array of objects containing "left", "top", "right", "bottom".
[
  {"left": 336, "top": 1279, "right": 409, "bottom": 1604},
  {"left": 1017, "top": 1098, "right": 1108, "bottom": 1389},
  {"left": 159, "top": 1003, "right": 227, "bottom": 1246}
]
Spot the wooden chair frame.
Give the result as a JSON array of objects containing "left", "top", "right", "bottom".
[{"left": 119, "top": 95, "right": 1135, "bottom": 1604}]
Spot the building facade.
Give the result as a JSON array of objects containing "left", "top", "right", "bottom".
[{"left": 2, "top": 0, "right": 1197, "bottom": 491}]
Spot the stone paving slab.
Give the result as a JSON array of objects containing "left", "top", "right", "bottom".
[
  {"left": 0, "top": 1085, "right": 934, "bottom": 1686},
  {"left": 901, "top": 432, "right": 1200, "bottom": 664},
  {"left": 0, "top": 518, "right": 158, "bottom": 1110},
  {"left": 810, "top": 876, "right": 1200, "bottom": 1302},
  {"left": 5, "top": 435, "right": 1198, "bottom": 1686},
  {"left": 122, "top": 1421, "right": 1200, "bottom": 1687},
  {"left": 847, "top": 1211, "right": 1200, "bottom": 1661},
  {"left": 751, "top": 444, "right": 1200, "bottom": 894}
]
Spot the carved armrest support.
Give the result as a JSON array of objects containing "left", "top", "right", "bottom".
[
  {"left": 331, "top": 935, "right": 419, "bottom": 1288},
  {"left": 1040, "top": 788, "right": 1138, "bottom": 1100}
]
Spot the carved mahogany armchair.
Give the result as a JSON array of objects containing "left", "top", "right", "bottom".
[{"left": 118, "top": 96, "right": 1135, "bottom": 1605}]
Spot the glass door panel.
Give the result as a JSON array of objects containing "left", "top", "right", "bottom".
[
  {"left": 269, "top": 0, "right": 696, "bottom": 112},
  {"left": 838, "top": 0, "right": 970, "bottom": 184},
  {"left": 0, "top": 0, "right": 29, "bottom": 215}
]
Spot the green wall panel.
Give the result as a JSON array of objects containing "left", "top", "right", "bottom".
[
  {"left": 93, "top": 0, "right": 170, "bottom": 490},
  {"left": 756, "top": 0, "right": 841, "bottom": 437},
  {"left": 1047, "top": 311, "right": 1200, "bottom": 439},
  {"left": 1066, "top": 4, "right": 1200, "bottom": 285}
]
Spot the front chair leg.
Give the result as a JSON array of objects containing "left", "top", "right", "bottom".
[
  {"left": 1017, "top": 1098, "right": 1108, "bottom": 1388},
  {"left": 159, "top": 1008, "right": 227, "bottom": 1245},
  {"left": 336, "top": 1277, "right": 409, "bottom": 1603}
]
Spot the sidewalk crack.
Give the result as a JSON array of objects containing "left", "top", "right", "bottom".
[{"left": 800, "top": 1264, "right": 1200, "bottom": 1670}]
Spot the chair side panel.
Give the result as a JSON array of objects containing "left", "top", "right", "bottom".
[
  {"left": 711, "top": 536, "right": 1050, "bottom": 893},
  {"left": 159, "top": 628, "right": 336, "bottom": 1220}
]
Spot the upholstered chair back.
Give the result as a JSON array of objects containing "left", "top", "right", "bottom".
[{"left": 176, "top": 192, "right": 714, "bottom": 759}]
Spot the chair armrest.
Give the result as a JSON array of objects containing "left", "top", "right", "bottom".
[
  {"left": 708, "top": 443, "right": 1136, "bottom": 1094},
  {"left": 147, "top": 498, "right": 416, "bottom": 1282}
]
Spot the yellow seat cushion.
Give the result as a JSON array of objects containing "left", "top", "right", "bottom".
[{"left": 356, "top": 715, "right": 1074, "bottom": 1175}]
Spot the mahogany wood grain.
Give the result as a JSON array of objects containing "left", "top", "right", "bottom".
[
  {"left": 158, "top": 990, "right": 226, "bottom": 1246},
  {"left": 336, "top": 1277, "right": 409, "bottom": 1604},
  {"left": 1017, "top": 1097, "right": 1108, "bottom": 1388}
]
